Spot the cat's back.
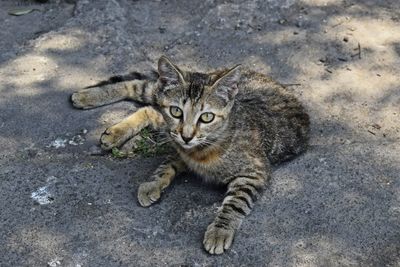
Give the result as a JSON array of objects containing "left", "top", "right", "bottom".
[{"left": 234, "top": 69, "right": 310, "bottom": 164}]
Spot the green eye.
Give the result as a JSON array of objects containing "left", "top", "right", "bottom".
[
  {"left": 199, "top": 112, "right": 215, "bottom": 123},
  {"left": 170, "top": 106, "right": 183, "bottom": 118}
]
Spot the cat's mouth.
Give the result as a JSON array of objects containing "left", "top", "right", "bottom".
[
  {"left": 170, "top": 133, "right": 199, "bottom": 150},
  {"left": 180, "top": 143, "right": 197, "bottom": 149},
  {"left": 174, "top": 138, "right": 199, "bottom": 150}
]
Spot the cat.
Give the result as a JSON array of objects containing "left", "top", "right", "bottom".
[{"left": 71, "top": 56, "right": 310, "bottom": 254}]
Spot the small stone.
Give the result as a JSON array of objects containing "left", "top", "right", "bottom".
[
  {"left": 343, "top": 37, "right": 349, "bottom": 42},
  {"left": 158, "top": 26, "right": 166, "bottom": 33},
  {"left": 371, "top": 123, "right": 381, "bottom": 130}
]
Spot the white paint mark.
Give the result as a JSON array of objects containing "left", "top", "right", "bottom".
[
  {"left": 31, "top": 186, "right": 53, "bottom": 205},
  {"left": 47, "top": 132, "right": 86, "bottom": 149},
  {"left": 47, "top": 258, "right": 62, "bottom": 267},
  {"left": 69, "top": 140, "right": 79, "bottom": 146},
  {"left": 31, "top": 176, "right": 57, "bottom": 205},
  {"left": 47, "top": 137, "right": 67, "bottom": 148}
]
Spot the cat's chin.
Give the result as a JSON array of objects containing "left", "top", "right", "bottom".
[
  {"left": 173, "top": 141, "right": 199, "bottom": 151},
  {"left": 179, "top": 143, "right": 198, "bottom": 150}
]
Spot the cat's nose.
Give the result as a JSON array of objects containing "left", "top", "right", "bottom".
[{"left": 181, "top": 135, "right": 193, "bottom": 144}]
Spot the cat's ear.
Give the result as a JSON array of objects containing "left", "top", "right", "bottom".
[
  {"left": 158, "top": 56, "right": 185, "bottom": 85},
  {"left": 212, "top": 65, "right": 241, "bottom": 102}
]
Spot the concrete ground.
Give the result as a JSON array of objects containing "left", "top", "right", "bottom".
[{"left": 1, "top": 0, "right": 399, "bottom": 266}]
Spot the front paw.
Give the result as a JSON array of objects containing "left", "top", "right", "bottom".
[
  {"left": 203, "top": 222, "right": 235, "bottom": 255},
  {"left": 100, "top": 124, "right": 133, "bottom": 150},
  {"left": 137, "top": 181, "right": 162, "bottom": 207}
]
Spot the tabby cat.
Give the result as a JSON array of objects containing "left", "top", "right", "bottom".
[{"left": 71, "top": 56, "right": 310, "bottom": 254}]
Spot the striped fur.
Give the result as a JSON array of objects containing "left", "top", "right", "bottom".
[
  {"left": 71, "top": 56, "right": 310, "bottom": 254},
  {"left": 71, "top": 78, "right": 159, "bottom": 109}
]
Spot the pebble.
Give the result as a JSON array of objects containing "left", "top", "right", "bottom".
[
  {"left": 158, "top": 26, "right": 166, "bottom": 33},
  {"left": 278, "top": 19, "right": 287, "bottom": 25}
]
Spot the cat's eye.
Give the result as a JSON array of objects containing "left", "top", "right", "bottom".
[
  {"left": 199, "top": 112, "right": 215, "bottom": 123},
  {"left": 170, "top": 106, "right": 183, "bottom": 118}
]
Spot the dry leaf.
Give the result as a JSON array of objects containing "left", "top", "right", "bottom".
[{"left": 8, "top": 8, "right": 39, "bottom": 16}]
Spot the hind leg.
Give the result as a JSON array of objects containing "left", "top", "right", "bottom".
[
  {"left": 71, "top": 84, "right": 128, "bottom": 109},
  {"left": 71, "top": 80, "right": 156, "bottom": 109}
]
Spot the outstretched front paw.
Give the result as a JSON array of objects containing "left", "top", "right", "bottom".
[
  {"left": 203, "top": 223, "right": 235, "bottom": 255},
  {"left": 100, "top": 124, "right": 134, "bottom": 150},
  {"left": 137, "top": 181, "right": 162, "bottom": 207}
]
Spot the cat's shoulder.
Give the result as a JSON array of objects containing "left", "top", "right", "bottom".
[{"left": 236, "top": 68, "right": 289, "bottom": 98}]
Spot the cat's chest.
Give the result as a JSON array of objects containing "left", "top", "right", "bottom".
[{"left": 178, "top": 149, "right": 225, "bottom": 178}]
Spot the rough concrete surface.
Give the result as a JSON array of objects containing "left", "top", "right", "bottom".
[{"left": 1, "top": 0, "right": 399, "bottom": 266}]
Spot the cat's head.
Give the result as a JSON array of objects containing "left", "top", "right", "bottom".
[{"left": 156, "top": 56, "right": 240, "bottom": 150}]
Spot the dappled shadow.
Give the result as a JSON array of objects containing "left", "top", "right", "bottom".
[{"left": 0, "top": 0, "right": 399, "bottom": 266}]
